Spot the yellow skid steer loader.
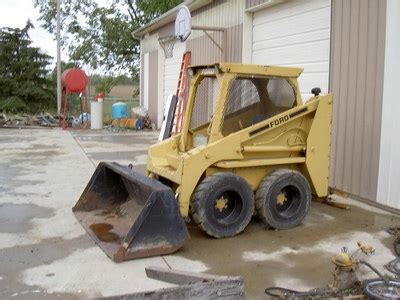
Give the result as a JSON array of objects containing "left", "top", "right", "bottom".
[{"left": 73, "top": 63, "right": 333, "bottom": 262}]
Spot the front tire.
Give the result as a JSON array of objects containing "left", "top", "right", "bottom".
[
  {"left": 256, "top": 169, "right": 311, "bottom": 229},
  {"left": 190, "top": 173, "right": 254, "bottom": 238}
]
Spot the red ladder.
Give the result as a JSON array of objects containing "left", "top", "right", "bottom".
[{"left": 172, "top": 51, "right": 191, "bottom": 134}]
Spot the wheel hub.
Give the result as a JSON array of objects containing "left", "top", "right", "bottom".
[
  {"left": 276, "top": 192, "right": 287, "bottom": 206},
  {"left": 215, "top": 196, "right": 228, "bottom": 212}
]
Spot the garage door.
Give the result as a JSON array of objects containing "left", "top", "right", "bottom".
[
  {"left": 163, "top": 41, "right": 186, "bottom": 107},
  {"left": 252, "top": 0, "right": 331, "bottom": 100}
]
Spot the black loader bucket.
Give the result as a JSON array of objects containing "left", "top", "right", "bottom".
[{"left": 73, "top": 162, "right": 189, "bottom": 262}]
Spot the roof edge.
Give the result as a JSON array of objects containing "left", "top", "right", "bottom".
[{"left": 133, "top": 0, "right": 212, "bottom": 38}]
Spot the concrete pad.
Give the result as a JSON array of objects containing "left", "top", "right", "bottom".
[
  {"left": 0, "top": 129, "right": 172, "bottom": 299},
  {"left": 1, "top": 128, "right": 399, "bottom": 299},
  {"left": 21, "top": 247, "right": 172, "bottom": 298},
  {"left": 164, "top": 201, "right": 398, "bottom": 296}
]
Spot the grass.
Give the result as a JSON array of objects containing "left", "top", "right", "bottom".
[
  {"left": 90, "top": 84, "right": 140, "bottom": 122},
  {"left": 66, "top": 95, "right": 139, "bottom": 123},
  {"left": 102, "top": 98, "right": 140, "bottom": 123}
]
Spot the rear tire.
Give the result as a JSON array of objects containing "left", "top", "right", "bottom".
[
  {"left": 190, "top": 173, "right": 254, "bottom": 238},
  {"left": 256, "top": 169, "right": 311, "bottom": 229}
]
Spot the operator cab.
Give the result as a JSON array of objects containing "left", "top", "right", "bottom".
[{"left": 186, "top": 63, "right": 301, "bottom": 149}]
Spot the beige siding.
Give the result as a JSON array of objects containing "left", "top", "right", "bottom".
[
  {"left": 189, "top": 0, "right": 244, "bottom": 39},
  {"left": 185, "top": 0, "right": 244, "bottom": 65},
  {"left": 186, "top": 24, "right": 243, "bottom": 65},
  {"left": 329, "top": 0, "right": 386, "bottom": 201},
  {"left": 148, "top": 50, "right": 158, "bottom": 123}
]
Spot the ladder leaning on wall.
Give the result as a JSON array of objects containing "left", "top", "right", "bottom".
[{"left": 172, "top": 51, "right": 191, "bottom": 134}]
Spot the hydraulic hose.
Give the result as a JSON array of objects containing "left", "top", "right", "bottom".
[{"left": 359, "top": 260, "right": 389, "bottom": 285}]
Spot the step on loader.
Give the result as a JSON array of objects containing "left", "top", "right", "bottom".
[{"left": 73, "top": 63, "right": 333, "bottom": 262}]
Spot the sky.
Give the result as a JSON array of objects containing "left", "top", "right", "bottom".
[
  {"left": 0, "top": 0, "right": 112, "bottom": 70},
  {"left": 0, "top": 0, "right": 57, "bottom": 63}
]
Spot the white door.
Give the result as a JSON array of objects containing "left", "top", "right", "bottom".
[
  {"left": 163, "top": 41, "right": 186, "bottom": 108},
  {"left": 251, "top": 0, "right": 331, "bottom": 99}
]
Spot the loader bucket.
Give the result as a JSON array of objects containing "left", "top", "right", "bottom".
[{"left": 73, "top": 162, "right": 189, "bottom": 262}]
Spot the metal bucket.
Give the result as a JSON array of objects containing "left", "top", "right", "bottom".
[{"left": 73, "top": 162, "right": 189, "bottom": 262}]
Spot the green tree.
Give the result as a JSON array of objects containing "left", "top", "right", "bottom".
[
  {"left": 0, "top": 21, "right": 55, "bottom": 113},
  {"left": 95, "top": 76, "right": 118, "bottom": 96},
  {"left": 33, "top": 0, "right": 182, "bottom": 78},
  {"left": 50, "top": 61, "right": 78, "bottom": 82}
]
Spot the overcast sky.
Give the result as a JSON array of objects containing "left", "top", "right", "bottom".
[
  {"left": 0, "top": 0, "right": 112, "bottom": 70},
  {"left": 0, "top": 0, "right": 57, "bottom": 63}
]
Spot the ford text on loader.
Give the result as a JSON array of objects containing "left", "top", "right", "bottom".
[{"left": 73, "top": 63, "right": 333, "bottom": 262}]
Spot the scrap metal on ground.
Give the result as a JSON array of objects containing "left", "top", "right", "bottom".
[
  {"left": 264, "top": 242, "right": 400, "bottom": 299},
  {"left": 101, "top": 267, "right": 244, "bottom": 299},
  {"left": 387, "top": 227, "right": 400, "bottom": 256},
  {"left": 0, "top": 113, "right": 59, "bottom": 128}
]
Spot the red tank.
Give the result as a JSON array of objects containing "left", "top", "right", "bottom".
[{"left": 61, "top": 68, "right": 88, "bottom": 93}]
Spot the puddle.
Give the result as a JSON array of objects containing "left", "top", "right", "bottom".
[
  {"left": 0, "top": 203, "right": 55, "bottom": 234},
  {"left": 89, "top": 223, "right": 120, "bottom": 243}
]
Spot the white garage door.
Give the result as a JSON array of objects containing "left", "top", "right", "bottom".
[
  {"left": 163, "top": 41, "right": 186, "bottom": 106},
  {"left": 252, "top": 0, "right": 331, "bottom": 100}
]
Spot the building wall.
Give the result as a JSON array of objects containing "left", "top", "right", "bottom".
[
  {"left": 186, "top": 24, "right": 243, "bottom": 65},
  {"left": 148, "top": 50, "right": 158, "bottom": 123},
  {"left": 143, "top": 0, "right": 245, "bottom": 127},
  {"left": 190, "top": 0, "right": 244, "bottom": 39},
  {"left": 140, "top": 32, "right": 159, "bottom": 109},
  {"left": 185, "top": 0, "right": 244, "bottom": 65},
  {"left": 141, "top": 32, "right": 159, "bottom": 53},
  {"left": 377, "top": 0, "right": 400, "bottom": 209},
  {"left": 166, "top": 0, "right": 245, "bottom": 65},
  {"left": 139, "top": 0, "right": 399, "bottom": 211},
  {"left": 140, "top": 41, "right": 144, "bottom": 106},
  {"left": 329, "top": 0, "right": 386, "bottom": 202}
]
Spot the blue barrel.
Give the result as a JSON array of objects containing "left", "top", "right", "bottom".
[
  {"left": 112, "top": 102, "right": 128, "bottom": 119},
  {"left": 135, "top": 119, "right": 145, "bottom": 130}
]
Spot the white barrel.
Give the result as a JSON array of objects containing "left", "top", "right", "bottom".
[{"left": 90, "top": 101, "right": 103, "bottom": 129}]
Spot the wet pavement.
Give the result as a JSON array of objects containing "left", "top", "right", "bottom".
[{"left": 0, "top": 128, "right": 399, "bottom": 299}]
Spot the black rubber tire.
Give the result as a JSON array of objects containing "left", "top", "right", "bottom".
[
  {"left": 256, "top": 169, "right": 311, "bottom": 229},
  {"left": 190, "top": 173, "right": 254, "bottom": 238}
]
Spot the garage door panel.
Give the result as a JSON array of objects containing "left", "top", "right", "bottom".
[
  {"left": 164, "top": 42, "right": 186, "bottom": 101},
  {"left": 253, "top": 0, "right": 330, "bottom": 26},
  {"left": 251, "top": 0, "right": 331, "bottom": 97},
  {"left": 253, "top": 7, "right": 330, "bottom": 42},
  {"left": 299, "top": 73, "right": 329, "bottom": 95},
  {"left": 253, "top": 28, "right": 330, "bottom": 52},
  {"left": 277, "top": 61, "right": 329, "bottom": 73},
  {"left": 253, "top": 39, "right": 329, "bottom": 65}
]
